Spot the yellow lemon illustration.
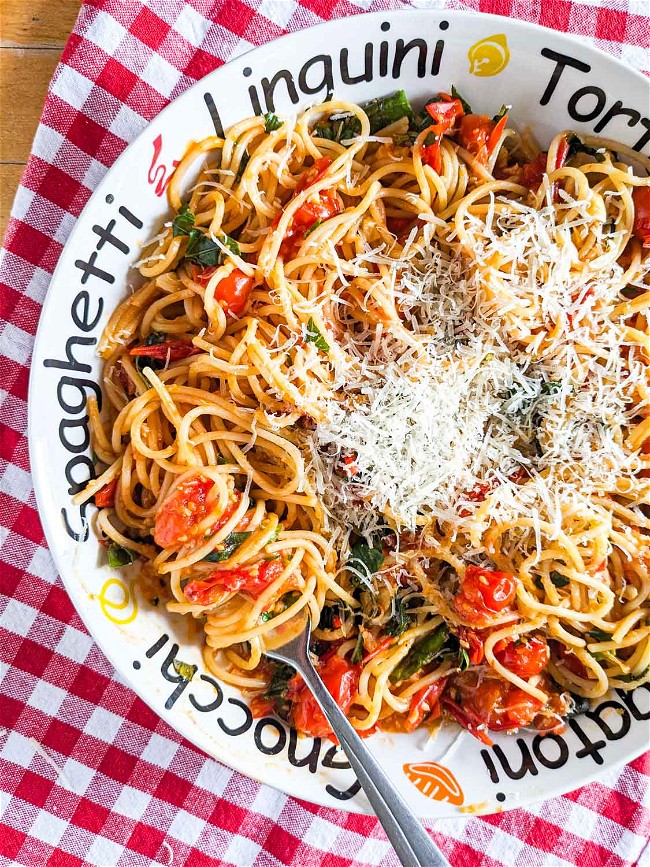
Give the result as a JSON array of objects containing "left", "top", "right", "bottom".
[
  {"left": 97, "top": 577, "right": 138, "bottom": 625},
  {"left": 468, "top": 34, "right": 510, "bottom": 77}
]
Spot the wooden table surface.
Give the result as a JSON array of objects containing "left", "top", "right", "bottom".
[{"left": 0, "top": 0, "right": 80, "bottom": 242}]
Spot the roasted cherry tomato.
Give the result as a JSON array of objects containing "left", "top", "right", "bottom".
[
  {"left": 129, "top": 339, "right": 200, "bottom": 362},
  {"left": 94, "top": 478, "right": 117, "bottom": 508},
  {"left": 277, "top": 158, "right": 340, "bottom": 257},
  {"left": 296, "top": 157, "right": 333, "bottom": 193},
  {"left": 190, "top": 267, "right": 254, "bottom": 317},
  {"left": 444, "top": 671, "right": 544, "bottom": 743},
  {"left": 552, "top": 640, "right": 590, "bottom": 678},
  {"left": 249, "top": 695, "right": 275, "bottom": 718},
  {"left": 404, "top": 678, "right": 447, "bottom": 733},
  {"left": 555, "top": 135, "right": 570, "bottom": 170},
  {"left": 632, "top": 185, "right": 650, "bottom": 248},
  {"left": 421, "top": 95, "right": 465, "bottom": 174},
  {"left": 520, "top": 152, "right": 548, "bottom": 189},
  {"left": 494, "top": 635, "right": 550, "bottom": 678},
  {"left": 291, "top": 654, "right": 360, "bottom": 739},
  {"left": 454, "top": 564, "right": 517, "bottom": 626},
  {"left": 456, "top": 626, "right": 486, "bottom": 665},
  {"left": 425, "top": 96, "right": 464, "bottom": 129},
  {"left": 153, "top": 475, "right": 214, "bottom": 548},
  {"left": 214, "top": 269, "right": 254, "bottom": 317},
  {"left": 457, "top": 114, "right": 495, "bottom": 164},
  {"left": 184, "top": 558, "right": 286, "bottom": 605}
]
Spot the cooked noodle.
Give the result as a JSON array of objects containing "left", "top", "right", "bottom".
[{"left": 75, "top": 90, "right": 650, "bottom": 743}]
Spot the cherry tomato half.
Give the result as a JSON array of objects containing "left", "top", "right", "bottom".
[{"left": 494, "top": 635, "right": 550, "bottom": 678}]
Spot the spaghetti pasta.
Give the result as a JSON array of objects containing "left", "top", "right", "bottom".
[{"left": 76, "top": 89, "right": 650, "bottom": 745}]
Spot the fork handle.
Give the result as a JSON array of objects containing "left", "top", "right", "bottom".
[{"left": 298, "top": 660, "right": 450, "bottom": 867}]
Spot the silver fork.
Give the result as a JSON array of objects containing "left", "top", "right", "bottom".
[{"left": 265, "top": 615, "right": 450, "bottom": 867}]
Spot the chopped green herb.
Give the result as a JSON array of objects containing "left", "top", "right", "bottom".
[
  {"left": 616, "top": 665, "right": 650, "bottom": 683},
  {"left": 389, "top": 623, "right": 449, "bottom": 683},
  {"left": 266, "top": 662, "right": 295, "bottom": 697},
  {"left": 567, "top": 693, "right": 590, "bottom": 717},
  {"left": 348, "top": 540, "right": 384, "bottom": 586},
  {"left": 590, "top": 651, "right": 609, "bottom": 662},
  {"left": 385, "top": 596, "right": 410, "bottom": 637},
  {"left": 533, "top": 575, "right": 544, "bottom": 591},
  {"left": 305, "top": 218, "right": 322, "bottom": 237},
  {"left": 493, "top": 104, "right": 511, "bottom": 122},
  {"left": 305, "top": 317, "right": 330, "bottom": 352},
  {"left": 235, "top": 149, "right": 250, "bottom": 181},
  {"left": 263, "top": 112, "right": 283, "bottom": 133},
  {"left": 172, "top": 203, "right": 195, "bottom": 237},
  {"left": 587, "top": 627, "right": 612, "bottom": 642},
  {"left": 107, "top": 542, "right": 136, "bottom": 568},
  {"left": 173, "top": 659, "right": 196, "bottom": 681},
  {"left": 423, "top": 131, "right": 437, "bottom": 147},
  {"left": 541, "top": 380, "right": 562, "bottom": 395},
  {"left": 204, "top": 531, "right": 252, "bottom": 563},
  {"left": 549, "top": 571, "right": 570, "bottom": 588},
  {"left": 451, "top": 85, "right": 473, "bottom": 115},
  {"left": 133, "top": 331, "right": 166, "bottom": 377},
  {"left": 566, "top": 133, "right": 606, "bottom": 163},
  {"left": 457, "top": 645, "right": 470, "bottom": 672},
  {"left": 313, "top": 115, "right": 361, "bottom": 144},
  {"left": 260, "top": 610, "right": 274, "bottom": 622},
  {"left": 351, "top": 632, "right": 364, "bottom": 664}
]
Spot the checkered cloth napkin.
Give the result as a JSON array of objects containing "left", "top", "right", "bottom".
[{"left": 1, "top": 1, "right": 650, "bottom": 865}]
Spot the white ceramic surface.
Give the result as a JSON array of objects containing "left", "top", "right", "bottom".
[{"left": 28, "top": 10, "right": 650, "bottom": 816}]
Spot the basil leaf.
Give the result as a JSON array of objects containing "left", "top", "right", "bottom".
[
  {"left": 264, "top": 112, "right": 283, "bottom": 133},
  {"left": 616, "top": 665, "right": 650, "bottom": 683},
  {"left": 549, "top": 571, "right": 570, "bottom": 588},
  {"left": 266, "top": 662, "right": 294, "bottom": 697},
  {"left": 172, "top": 203, "right": 195, "bottom": 237},
  {"left": 185, "top": 231, "right": 240, "bottom": 268},
  {"left": 493, "top": 103, "right": 511, "bottom": 122},
  {"left": 173, "top": 659, "right": 196, "bottom": 681},
  {"left": 351, "top": 632, "right": 364, "bottom": 664},
  {"left": 587, "top": 627, "right": 612, "bottom": 642},
  {"left": 204, "top": 531, "right": 252, "bottom": 562},
  {"left": 451, "top": 85, "right": 472, "bottom": 115},
  {"left": 348, "top": 541, "right": 383, "bottom": 585},
  {"left": 235, "top": 150, "right": 250, "bottom": 181},
  {"left": 305, "top": 218, "right": 322, "bottom": 237},
  {"left": 566, "top": 133, "right": 606, "bottom": 163},
  {"left": 385, "top": 596, "right": 410, "bottom": 637},
  {"left": 305, "top": 317, "right": 330, "bottom": 353},
  {"left": 541, "top": 380, "right": 562, "bottom": 395},
  {"left": 423, "top": 131, "right": 437, "bottom": 147},
  {"left": 457, "top": 645, "right": 470, "bottom": 671},
  {"left": 107, "top": 542, "right": 136, "bottom": 568}
]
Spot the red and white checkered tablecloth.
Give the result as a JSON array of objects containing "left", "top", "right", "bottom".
[{"left": 1, "top": 1, "right": 649, "bottom": 865}]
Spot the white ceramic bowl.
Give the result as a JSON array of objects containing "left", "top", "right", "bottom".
[{"left": 29, "top": 9, "right": 650, "bottom": 816}]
